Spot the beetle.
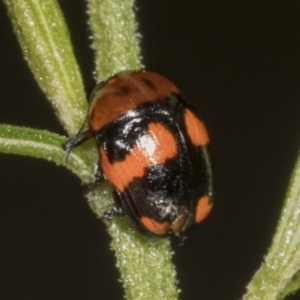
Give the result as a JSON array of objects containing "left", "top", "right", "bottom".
[{"left": 63, "top": 70, "right": 213, "bottom": 238}]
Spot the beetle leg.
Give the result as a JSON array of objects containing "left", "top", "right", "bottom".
[
  {"left": 102, "top": 206, "right": 124, "bottom": 221},
  {"left": 81, "top": 163, "right": 105, "bottom": 195},
  {"left": 177, "top": 233, "right": 187, "bottom": 246},
  {"left": 63, "top": 129, "right": 92, "bottom": 162},
  {"left": 95, "top": 163, "right": 104, "bottom": 182},
  {"left": 81, "top": 181, "right": 100, "bottom": 195},
  {"left": 102, "top": 189, "right": 125, "bottom": 221}
]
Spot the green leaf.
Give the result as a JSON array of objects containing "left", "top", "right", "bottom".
[
  {"left": 108, "top": 218, "right": 180, "bottom": 300},
  {"left": 87, "top": 0, "right": 142, "bottom": 81},
  {"left": 0, "top": 124, "right": 93, "bottom": 183},
  {"left": 242, "top": 150, "right": 300, "bottom": 300},
  {"left": 3, "top": 0, "right": 87, "bottom": 134}
]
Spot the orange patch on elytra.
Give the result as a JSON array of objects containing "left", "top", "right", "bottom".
[
  {"left": 88, "top": 70, "right": 180, "bottom": 131},
  {"left": 100, "top": 122, "right": 177, "bottom": 192},
  {"left": 195, "top": 195, "right": 213, "bottom": 223},
  {"left": 144, "top": 122, "right": 177, "bottom": 164},
  {"left": 140, "top": 216, "right": 170, "bottom": 235},
  {"left": 184, "top": 109, "right": 209, "bottom": 146}
]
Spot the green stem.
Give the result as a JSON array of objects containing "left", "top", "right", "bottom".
[
  {"left": 242, "top": 150, "right": 300, "bottom": 300},
  {"left": 0, "top": 124, "right": 93, "bottom": 182},
  {"left": 87, "top": 0, "right": 142, "bottom": 81},
  {"left": 3, "top": 0, "right": 87, "bottom": 135}
]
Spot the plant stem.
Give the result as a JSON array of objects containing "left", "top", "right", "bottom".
[
  {"left": 242, "top": 150, "right": 300, "bottom": 300},
  {"left": 0, "top": 124, "right": 93, "bottom": 182},
  {"left": 86, "top": 0, "right": 142, "bottom": 81},
  {"left": 3, "top": 0, "right": 87, "bottom": 135}
]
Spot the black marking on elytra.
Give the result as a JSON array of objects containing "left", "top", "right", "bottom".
[
  {"left": 140, "top": 76, "right": 157, "bottom": 91},
  {"left": 115, "top": 84, "right": 134, "bottom": 97},
  {"left": 92, "top": 94, "right": 186, "bottom": 163}
]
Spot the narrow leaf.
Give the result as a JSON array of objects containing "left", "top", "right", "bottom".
[
  {"left": 3, "top": 0, "right": 87, "bottom": 134},
  {"left": 87, "top": 0, "right": 142, "bottom": 81},
  {"left": 0, "top": 124, "right": 93, "bottom": 182},
  {"left": 243, "top": 151, "right": 300, "bottom": 299}
]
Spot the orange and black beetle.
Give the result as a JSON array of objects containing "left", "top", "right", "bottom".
[{"left": 64, "top": 70, "right": 213, "bottom": 238}]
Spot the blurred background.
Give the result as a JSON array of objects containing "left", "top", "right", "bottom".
[{"left": 0, "top": 1, "right": 299, "bottom": 299}]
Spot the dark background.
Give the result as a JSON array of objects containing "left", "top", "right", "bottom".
[{"left": 1, "top": 1, "right": 300, "bottom": 299}]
